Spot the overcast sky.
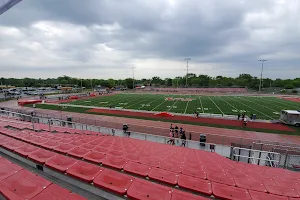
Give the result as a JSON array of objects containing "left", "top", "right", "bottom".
[{"left": 0, "top": 0, "right": 299, "bottom": 79}]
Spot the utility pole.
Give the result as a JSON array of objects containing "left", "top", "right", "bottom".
[
  {"left": 131, "top": 67, "right": 136, "bottom": 89},
  {"left": 184, "top": 58, "right": 191, "bottom": 88},
  {"left": 258, "top": 59, "right": 267, "bottom": 92},
  {"left": 81, "top": 78, "right": 83, "bottom": 93},
  {"left": 90, "top": 79, "right": 93, "bottom": 91}
]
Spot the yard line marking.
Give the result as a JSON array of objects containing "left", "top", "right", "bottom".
[
  {"left": 208, "top": 96, "right": 224, "bottom": 115},
  {"left": 241, "top": 97, "right": 278, "bottom": 112},
  {"left": 127, "top": 95, "right": 157, "bottom": 109},
  {"left": 151, "top": 95, "right": 170, "bottom": 111},
  {"left": 138, "top": 94, "right": 166, "bottom": 110},
  {"left": 262, "top": 97, "right": 299, "bottom": 110},
  {"left": 167, "top": 95, "right": 182, "bottom": 112},
  {"left": 229, "top": 96, "right": 274, "bottom": 120},
  {"left": 198, "top": 96, "right": 204, "bottom": 113},
  {"left": 251, "top": 97, "right": 285, "bottom": 110},
  {"left": 218, "top": 96, "right": 239, "bottom": 111},
  {"left": 184, "top": 95, "right": 192, "bottom": 114}
]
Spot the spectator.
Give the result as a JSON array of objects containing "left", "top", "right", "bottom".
[
  {"left": 243, "top": 117, "right": 248, "bottom": 127},
  {"left": 167, "top": 129, "right": 174, "bottom": 145},
  {"left": 237, "top": 113, "right": 241, "bottom": 121},
  {"left": 181, "top": 131, "right": 186, "bottom": 147}
]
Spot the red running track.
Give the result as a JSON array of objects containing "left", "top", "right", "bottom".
[{"left": 87, "top": 108, "right": 295, "bottom": 132}]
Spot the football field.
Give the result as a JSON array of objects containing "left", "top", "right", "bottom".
[{"left": 66, "top": 93, "right": 300, "bottom": 120}]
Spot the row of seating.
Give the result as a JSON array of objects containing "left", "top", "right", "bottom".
[
  {"left": 1, "top": 119, "right": 299, "bottom": 200},
  {"left": 0, "top": 155, "right": 86, "bottom": 200}
]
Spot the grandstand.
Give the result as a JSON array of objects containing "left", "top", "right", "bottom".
[
  {"left": 0, "top": 115, "right": 299, "bottom": 200},
  {"left": 148, "top": 87, "right": 248, "bottom": 93}
]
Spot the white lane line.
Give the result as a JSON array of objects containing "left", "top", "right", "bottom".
[
  {"left": 262, "top": 97, "right": 299, "bottom": 110},
  {"left": 139, "top": 95, "right": 166, "bottom": 110},
  {"left": 208, "top": 96, "right": 224, "bottom": 115},
  {"left": 168, "top": 95, "right": 181, "bottom": 112},
  {"left": 127, "top": 95, "right": 156, "bottom": 109},
  {"left": 241, "top": 97, "right": 278, "bottom": 112},
  {"left": 218, "top": 96, "right": 239, "bottom": 110},
  {"left": 198, "top": 96, "right": 204, "bottom": 113},
  {"left": 151, "top": 95, "right": 170, "bottom": 111},
  {"left": 251, "top": 97, "right": 284, "bottom": 110},
  {"left": 229, "top": 96, "right": 274, "bottom": 120},
  {"left": 184, "top": 95, "right": 191, "bottom": 114}
]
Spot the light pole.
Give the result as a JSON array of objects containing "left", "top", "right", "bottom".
[
  {"left": 258, "top": 59, "right": 267, "bottom": 92},
  {"left": 184, "top": 58, "right": 191, "bottom": 88},
  {"left": 131, "top": 67, "right": 136, "bottom": 89}
]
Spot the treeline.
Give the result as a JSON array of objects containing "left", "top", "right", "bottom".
[{"left": 1, "top": 74, "right": 299, "bottom": 90}]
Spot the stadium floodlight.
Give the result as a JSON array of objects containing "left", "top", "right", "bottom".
[
  {"left": 184, "top": 58, "right": 191, "bottom": 88},
  {"left": 131, "top": 67, "right": 136, "bottom": 89},
  {"left": 258, "top": 59, "right": 267, "bottom": 92},
  {"left": 0, "top": 0, "right": 23, "bottom": 15}
]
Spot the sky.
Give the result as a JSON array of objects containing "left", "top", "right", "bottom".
[{"left": 0, "top": 0, "right": 299, "bottom": 80}]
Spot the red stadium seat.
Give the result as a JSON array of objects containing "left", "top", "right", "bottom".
[
  {"left": 235, "top": 177, "right": 267, "bottom": 193},
  {"left": 40, "top": 141, "right": 61, "bottom": 150},
  {"left": 94, "top": 146, "right": 109, "bottom": 154},
  {"left": 127, "top": 179, "right": 172, "bottom": 200},
  {"left": 178, "top": 174, "right": 212, "bottom": 195},
  {"left": 28, "top": 149, "right": 57, "bottom": 164},
  {"left": 83, "top": 151, "right": 106, "bottom": 164},
  {"left": 66, "top": 161, "right": 103, "bottom": 183},
  {"left": 31, "top": 183, "right": 86, "bottom": 200},
  {"left": 0, "top": 159, "right": 22, "bottom": 181},
  {"left": 148, "top": 168, "right": 178, "bottom": 186},
  {"left": 32, "top": 138, "right": 49, "bottom": 145},
  {"left": 207, "top": 173, "right": 235, "bottom": 186},
  {"left": 102, "top": 155, "right": 128, "bottom": 170},
  {"left": 140, "top": 157, "right": 161, "bottom": 167},
  {"left": 124, "top": 161, "right": 151, "bottom": 177},
  {"left": 181, "top": 166, "right": 206, "bottom": 179},
  {"left": 0, "top": 170, "right": 51, "bottom": 200},
  {"left": 1, "top": 140, "right": 25, "bottom": 151},
  {"left": 124, "top": 153, "right": 140, "bottom": 162},
  {"left": 171, "top": 189, "right": 210, "bottom": 200},
  {"left": 53, "top": 143, "right": 76, "bottom": 154},
  {"left": 264, "top": 184, "right": 299, "bottom": 198},
  {"left": 249, "top": 190, "right": 289, "bottom": 200},
  {"left": 81, "top": 143, "right": 96, "bottom": 150},
  {"left": 67, "top": 147, "right": 90, "bottom": 158},
  {"left": 108, "top": 150, "right": 125, "bottom": 157},
  {"left": 14, "top": 144, "right": 39, "bottom": 157},
  {"left": 159, "top": 161, "right": 182, "bottom": 173},
  {"left": 212, "top": 182, "right": 252, "bottom": 200},
  {"left": 45, "top": 154, "right": 78, "bottom": 173},
  {"left": 94, "top": 169, "right": 134, "bottom": 195},
  {"left": 69, "top": 140, "right": 83, "bottom": 146}
]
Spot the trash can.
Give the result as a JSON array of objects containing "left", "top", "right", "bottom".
[
  {"left": 253, "top": 114, "right": 256, "bottom": 120},
  {"left": 200, "top": 134, "right": 206, "bottom": 146}
]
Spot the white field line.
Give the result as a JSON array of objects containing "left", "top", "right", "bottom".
[
  {"left": 138, "top": 95, "right": 166, "bottom": 110},
  {"left": 262, "top": 97, "right": 299, "bottom": 110},
  {"left": 127, "top": 95, "right": 157, "bottom": 109},
  {"left": 208, "top": 96, "right": 224, "bottom": 115},
  {"left": 184, "top": 95, "right": 192, "bottom": 114},
  {"left": 251, "top": 97, "right": 286, "bottom": 110},
  {"left": 241, "top": 97, "right": 278, "bottom": 112},
  {"left": 167, "top": 96, "right": 182, "bottom": 112},
  {"left": 218, "top": 96, "right": 239, "bottom": 111},
  {"left": 198, "top": 96, "right": 205, "bottom": 113},
  {"left": 151, "top": 95, "right": 171, "bottom": 111},
  {"left": 102, "top": 94, "right": 136, "bottom": 105},
  {"left": 229, "top": 96, "right": 274, "bottom": 120}
]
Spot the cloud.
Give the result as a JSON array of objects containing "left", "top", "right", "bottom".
[{"left": 0, "top": 0, "right": 299, "bottom": 79}]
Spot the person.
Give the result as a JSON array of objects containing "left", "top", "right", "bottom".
[
  {"left": 181, "top": 131, "right": 186, "bottom": 147},
  {"left": 167, "top": 129, "right": 174, "bottom": 145},
  {"left": 170, "top": 124, "right": 173, "bottom": 130},
  {"left": 241, "top": 113, "right": 245, "bottom": 120},
  {"left": 243, "top": 117, "right": 248, "bottom": 127},
  {"left": 237, "top": 113, "right": 241, "bottom": 121},
  {"left": 250, "top": 114, "right": 253, "bottom": 120},
  {"left": 196, "top": 111, "right": 199, "bottom": 118}
]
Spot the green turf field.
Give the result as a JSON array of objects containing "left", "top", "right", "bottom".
[{"left": 65, "top": 94, "right": 300, "bottom": 120}]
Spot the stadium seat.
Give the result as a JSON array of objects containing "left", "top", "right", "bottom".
[
  {"left": 1, "top": 140, "right": 25, "bottom": 151},
  {"left": 234, "top": 177, "right": 267, "bottom": 193},
  {"left": 81, "top": 143, "right": 96, "bottom": 150},
  {"left": 127, "top": 179, "right": 172, "bottom": 200},
  {"left": 53, "top": 143, "right": 76, "bottom": 154},
  {"left": 159, "top": 161, "right": 182, "bottom": 173},
  {"left": 140, "top": 157, "right": 161, "bottom": 167},
  {"left": 0, "top": 169, "right": 52, "bottom": 200},
  {"left": 67, "top": 147, "right": 90, "bottom": 158},
  {"left": 124, "top": 153, "right": 140, "bottom": 162},
  {"left": 94, "top": 146, "right": 109, "bottom": 154},
  {"left": 45, "top": 154, "right": 78, "bottom": 173},
  {"left": 177, "top": 174, "right": 212, "bottom": 195},
  {"left": 28, "top": 149, "right": 57, "bottom": 164},
  {"left": 83, "top": 151, "right": 107, "bottom": 164},
  {"left": 108, "top": 149, "right": 125, "bottom": 157},
  {"left": 0, "top": 159, "right": 22, "bottom": 181},
  {"left": 212, "top": 182, "right": 252, "bottom": 200},
  {"left": 69, "top": 140, "right": 83, "bottom": 146},
  {"left": 31, "top": 183, "right": 86, "bottom": 200},
  {"left": 124, "top": 161, "right": 151, "bottom": 177},
  {"left": 181, "top": 166, "right": 206, "bottom": 179},
  {"left": 40, "top": 141, "right": 61, "bottom": 150},
  {"left": 32, "top": 138, "right": 49, "bottom": 146},
  {"left": 66, "top": 160, "right": 103, "bottom": 183},
  {"left": 207, "top": 173, "right": 236, "bottom": 186},
  {"left": 171, "top": 189, "right": 210, "bottom": 200},
  {"left": 148, "top": 168, "right": 178, "bottom": 186},
  {"left": 15, "top": 145, "right": 41, "bottom": 157},
  {"left": 94, "top": 169, "right": 134, "bottom": 195},
  {"left": 264, "top": 184, "right": 299, "bottom": 198},
  {"left": 249, "top": 190, "right": 289, "bottom": 200},
  {"left": 102, "top": 155, "right": 128, "bottom": 170}
]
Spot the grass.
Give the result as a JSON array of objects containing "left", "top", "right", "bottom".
[
  {"left": 63, "top": 93, "right": 300, "bottom": 120},
  {"left": 32, "top": 102, "right": 300, "bottom": 136}
]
